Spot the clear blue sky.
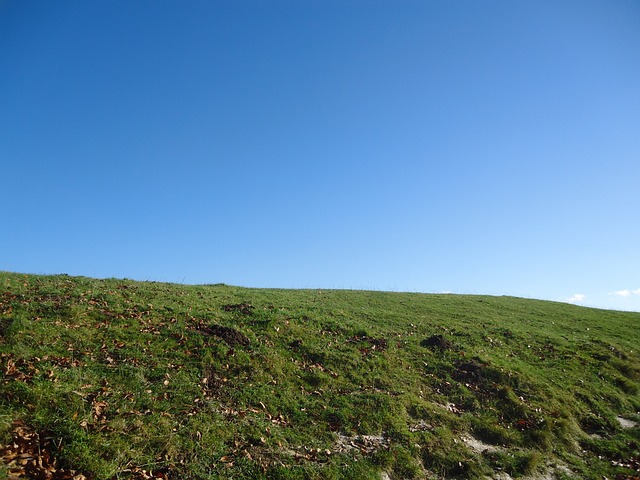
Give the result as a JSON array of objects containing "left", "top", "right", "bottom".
[{"left": 2, "top": 1, "right": 639, "bottom": 311}]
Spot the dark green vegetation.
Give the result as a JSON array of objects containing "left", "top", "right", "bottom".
[{"left": 0, "top": 272, "right": 638, "bottom": 479}]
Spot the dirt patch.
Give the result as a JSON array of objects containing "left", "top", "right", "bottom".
[
  {"left": 449, "top": 358, "right": 512, "bottom": 401},
  {"left": 202, "top": 368, "right": 229, "bottom": 396},
  {"left": 420, "top": 334, "right": 452, "bottom": 350},
  {"left": 450, "top": 359, "right": 490, "bottom": 395},
  {"left": 288, "top": 339, "right": 303, "bottom": 351},
  {"left": 452, "top": 359, "right": 487, "bottom": 382},
  {"left": 335, "top": 433, "right": 390, "bottom": 454},
  {"left": 461, "top": 434, "right": 501, "bottom": 454},
  {"left": 478, "top": 463, "right": 573, "bottom": 480},
  {"left": 222, "top": 303, "right": 254, "bottom": 315},
  {"left": 434, "top": 401, "right": 463, "bottom": 415},
  {"left": 409, "top": 420, "right": 434, "bottom": 432},
  {"left": 198, "top": 324, "right": 251, "bottom": 347},
  {"left": 345, "top": 335, "right": 388, "bottom": 356},
  {"left": 617, "top": 416, "right": 638, "bottom": 429}
]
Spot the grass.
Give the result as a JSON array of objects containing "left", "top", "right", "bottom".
[{"left": 0, "top": 271, "right": 638, "bottom": 479}]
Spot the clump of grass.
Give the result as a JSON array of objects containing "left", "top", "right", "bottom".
[
  {"left": 614, "top": 376, "right": 638, "bottom": 394},
  {"left": 393, "top": 447, "right": 423, "bottom": 478},
  {"left": 470, "top": 416, "right": 519, "bottom": 446},
  {"left": 490, "top": 450, "right": 543, "bottom": 477},
  {"left": 612, "top": 358, "right": 640, "bottom": 381}
]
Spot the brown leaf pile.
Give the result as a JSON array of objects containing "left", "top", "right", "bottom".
[
  {"left": 0, "top": 421, "right": 87, "bottom": 480},
  {"left": 1, "top": 355, "right": 39, "bottom": 384},
  {"left": 0, "top": 421, "right": 171, "bottom": 479}
]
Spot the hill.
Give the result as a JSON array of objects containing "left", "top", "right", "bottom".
[{"left": 0, "top": 272, "right": 638, "bottom": 479}]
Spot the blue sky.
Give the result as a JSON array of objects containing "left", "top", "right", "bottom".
[{"left": 2, "top": 1, "right": 639, "bottom": 311}]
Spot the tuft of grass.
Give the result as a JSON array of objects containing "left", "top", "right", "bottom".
[
  {"left": 0, "top": 272, "right": 639, "bottom": 479},
  {"left": 489, "top": 450, "right": 543, "bottom": 477}
]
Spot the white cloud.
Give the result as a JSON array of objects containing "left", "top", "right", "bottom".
[
  {"left": 567, "top": 293, "right": 586, "bottom": 303},
  {"left": 612, "top": 289, "right": 631, "bottom": 297},
  {"left": 608, "top": 288, "right": 640, "bottom": 298}
]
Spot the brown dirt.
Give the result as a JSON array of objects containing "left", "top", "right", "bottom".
[
  {"left": 420, "top": 334, "right": 452, "bottom": 350},
  {"left": 198, "top": 324, "right": 251, "bottom": 347},
  {"left": 222, "top": 303, "right": 254, "bottom": 315},
  {"left": 345, "top": 335, "right": 388, "bottom": 352}
]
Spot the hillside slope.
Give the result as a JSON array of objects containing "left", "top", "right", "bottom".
[{"left": 0, "top": 272, "right": 638, "bottom": 479}]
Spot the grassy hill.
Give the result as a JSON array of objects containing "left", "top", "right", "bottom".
[{"left": 0, "top": 272, "right": 638, "bottom": 479}]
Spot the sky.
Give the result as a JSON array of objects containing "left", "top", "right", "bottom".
[{"left": 2, "top": 1, "right": 639, "bottom": 312}]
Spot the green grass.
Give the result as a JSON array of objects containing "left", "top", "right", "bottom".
[{"left": 0, "top": 272, "right": 638, "bottom": 479}]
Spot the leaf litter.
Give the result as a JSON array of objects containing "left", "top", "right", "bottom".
[{"left": 0, "top": 421, "right": 87, "bottom": 480}]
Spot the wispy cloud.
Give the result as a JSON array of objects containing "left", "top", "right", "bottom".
[
  {"left": 609, "top": 288, "right": 640, "bottom": 298},
  {"left": 567, "top": 293, "right": 586, "bottom": 303},
  {"left": 612, "top": 289, "right": 631, "bottom": 297}
]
